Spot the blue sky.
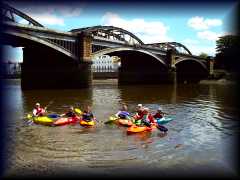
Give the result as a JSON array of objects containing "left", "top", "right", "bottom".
[{"left": 3, "top": 1, "right": 238, "bottom": 62}]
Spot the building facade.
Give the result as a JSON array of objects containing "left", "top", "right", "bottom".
[{"left": 92, "top": 55, "right": 120, "bottom": 72}]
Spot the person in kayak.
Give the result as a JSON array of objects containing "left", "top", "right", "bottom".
[
  {"left": 153, "top": 107, "right": 164, "bottom": 119},
  {"left": 82, "top": 105, "right": 94, "bottom": 122},
  {"left": 141, "top": 108, "right": 155, "bottom": 127},
  {"left": 115, "top": 104, "right": 131, "bottom": 120},
  {"left": 32, "top": 103, "right": 46, "bottom": 117},
  {"left": 133, "top": 104, "right": 144, "bottom": 120},
  {"left": 153, "top": 107, "right": 169, "bottom": 119},
  {"left": 60, "top": 106, "right": 77, "bottom": 118}
]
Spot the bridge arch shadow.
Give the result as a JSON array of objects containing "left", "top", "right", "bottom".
[
  {"left": 94, "top": 49, "right": 173, "bottom": 85},
  {"left": 175, "top": 58, "right": 208, "bottom": 83}
]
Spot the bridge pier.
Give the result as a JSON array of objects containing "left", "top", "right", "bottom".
[{"left": 21, "top": 45, "right": 92, "bottom": 89}]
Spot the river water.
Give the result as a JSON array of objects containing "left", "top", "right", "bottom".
[{"left": 1, "top": 79, "right": 239, "bottom": 178}]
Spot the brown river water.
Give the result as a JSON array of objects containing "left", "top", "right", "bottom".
[{"left": 1, "top": 79, "right": 239, "bottom": 178}]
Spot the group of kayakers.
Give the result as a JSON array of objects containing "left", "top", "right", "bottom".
[
  {"left": 32, "top": 102, "right": 167, "bottom": 126},
  {"left": 116, "top": 103, "right": 166, "bottom": 127},
  {"left": 32, "top": 103, "right": 95, "bottom": 122}
]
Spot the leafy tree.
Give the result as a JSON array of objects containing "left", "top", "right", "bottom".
[
  {"left": 215, "top": 35, "right": 240, "bottom": 71},
  {"left": 199, "top": 52, "right": 208, "bottom": 59}
]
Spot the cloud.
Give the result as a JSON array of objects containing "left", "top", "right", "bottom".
[
  {"left": 16, "top": 4, "right": 84, "bottom": 26},
  {"left": 197, "top": 30, "right": 222, "bottom": 41},
  {"left": 180, "top": 39, "right": 216, "bottom": 56},
  {"left": 187, "top": 16, "right": 222, "bottom": 30},
  {"left": 180, "top": 42, "right": 216, "bottom": 56},
  {"left": 101, "top": 12, "right": 172, "bottom": 43}
]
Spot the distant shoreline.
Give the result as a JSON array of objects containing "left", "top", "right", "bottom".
[{"left": 199, "top": 78, "right": 237, "bottom": 85}]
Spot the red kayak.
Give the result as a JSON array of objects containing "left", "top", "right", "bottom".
[
  {"left": 53, "top": 116, "right": 79, "bottom": 126},
  {"left": 127, "top": 123, "right": 157, "bottom": 134},
  {"left": 117, "top": 119, "right": 133, "bottom": 127}
]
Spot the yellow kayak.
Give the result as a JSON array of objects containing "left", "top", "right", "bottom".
[
  {"left": 27, "top": 114, "right": 54, "bottom": 126},
  {"left": 79, "top": 119, "right": 95, "bottom": 126}
]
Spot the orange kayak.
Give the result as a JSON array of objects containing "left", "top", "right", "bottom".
[
  {"left": 127, "top": 123, "right": 157, "bottom": 134},
  {"left": 53, "top": 116, "right": 79, "bottom": 126},
  {"left": 117, "top": 119, "right": 133, "bottom": 127}
]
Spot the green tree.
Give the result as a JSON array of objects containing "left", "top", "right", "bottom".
[
  {"left": 199, "top": 52, "right": 208, "bottom": 59},
  {"left": 215, "top": 35, "right": 240, "bottom": 71}
]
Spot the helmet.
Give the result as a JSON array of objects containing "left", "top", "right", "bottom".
[
  {"left": 137, "top": 104, "right": 143, "bottom": 107},
  {"left": 35, "top": 103, "right": 40, "bottom": 106},
  {"left": 158, "top": 107, "right": 163, "bottom": 111}
]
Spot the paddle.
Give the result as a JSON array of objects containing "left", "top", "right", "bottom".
[
  {"left": 74, "top": 108, "right": 83, "bottom": 115},
  {"left": 104, "top": 115, "right": 119, "bottom": 124},
  {"left": 156, "top": 124, "right": 168, "bottom": 132},
  {"left": 44, "top": 100, "right": 54, "bottom": 111}
]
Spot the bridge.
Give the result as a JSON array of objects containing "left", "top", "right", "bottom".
[{"left": 0, "top": 3, "right": 214, "bottom": 89}]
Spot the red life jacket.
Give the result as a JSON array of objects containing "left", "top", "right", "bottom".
[
  {"left": 35, "top": 107, "right": 44, "bottom": 116},
  {"left": 153, "top": 112, "right": 163, "bottom": 119}
]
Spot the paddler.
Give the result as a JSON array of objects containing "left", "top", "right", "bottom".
[
  {"left": 32, "top": 103, "right": 46, "bottom": 117},
  {"left": 60, "top": 106, "right": 77, "bottom": 118},
  {"left": 82, "top": 105, "right": 95, "bottom": 122},
  {"left": 115, "top": 103, "right": 131, "bottom": 120},
  {"left": 133, "top": 104, "right": 144, "bottom": 120},
  {"left": 141, "top": 107, "right": 155, "bottom": 127}
]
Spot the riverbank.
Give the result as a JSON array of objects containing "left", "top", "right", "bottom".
[
  {"left": 199, "top": 69, "right": 238, "bottom": 85},
  {"left": 199, "top": 78, "right": 237, "bottom": 85},
  {"left": 92, "top": 79, "right": 118, "bottom": 85}
]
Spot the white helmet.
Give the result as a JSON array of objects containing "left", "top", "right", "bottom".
[
  {"left": 158, "top": 107, "right": 163, "bottom": 111},
  {"left": 137, "top": 104, "right": 143, "bottom": 107},
  {"left": 35, "top": 103, "right": 40, "bottom": 106}
]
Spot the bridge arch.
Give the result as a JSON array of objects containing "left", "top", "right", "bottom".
[
  {"left": 3, "top": 31, "right": 78, "bottom": 60},
  {"left": 71, "top": 26, "right": 144, "bottom": 45},
  {"left": 92, "top": 47, "right": 168, "bottom": 68},
  {"left": 147, "top": 42, "right": 192, "bottom": 55},
  {"left": 174, "top": 57, "right": 208, "bottom": 83},
  {"left": 174, "top": 57, "right": 208, "bottom": 71}
]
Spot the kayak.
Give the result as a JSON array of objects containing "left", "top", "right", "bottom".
[
  {"left": 104, "top": 115, "right": 119, "bottom": 124},
  {"left": 79, "top": 119, "right": 95, "bottom": 126},
  {"left": 117, "top": 119, "right": 133, "bottom": 127},
  {"left": 127, "top": 125, "right": 152, "bottom": 133},
  {"left": 53, "top": 116, "right": 79, "bottom": 126},
  {"left": 155, "top": 117, "right": 173, "bottom": 125},
  {"left": 27, "top": 114, "right": 54, "bottom": 126},
  {"left": 33, "top": 116, "right": 54, "bottom": 126}
]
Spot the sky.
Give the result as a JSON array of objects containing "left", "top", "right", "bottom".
[{"left": 2, "top": 0, "right": 238, "bottom": 62}]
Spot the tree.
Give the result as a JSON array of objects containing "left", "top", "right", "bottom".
[
  {"left": 215, "top": 35, "right": 240, "bottom": 71},
  {"left": 199, "top": 52, "right": 208, "bottom": 59}
]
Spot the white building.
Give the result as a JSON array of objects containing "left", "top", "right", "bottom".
[{"left": 92, "top": 55, "right": 120, "bottom": 72}]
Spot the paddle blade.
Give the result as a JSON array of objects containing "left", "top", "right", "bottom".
[
  {"left": 157, "top": 124, "right": 168, "bottom": 132},
  {"left": 27, "top": 114, "right": 32, "bottom": 119},
  {"left": 74, "top": 108, "right": 82, "bottom": 115},
  {"left": 109, "top": 116, "right": 118, "bottom": 121}
]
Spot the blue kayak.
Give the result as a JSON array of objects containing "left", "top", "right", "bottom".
[{"left": 156, "top": 117, "right": 173, "bottom": 125}]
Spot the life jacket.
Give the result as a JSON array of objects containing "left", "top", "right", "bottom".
[
  {"left": 82, "top": 111, "right": 94, "bottom": 121},
  {"left": 153, "top": 112, "right": 163, "bottom": 119},
  {"left": 34, "top": 107, "right": 44, "bottom": 116},
  {"left": 135, "top": 110, "right": 144, "bottom": 120},
  {"left": 142, "top": 114, "right": 155, "bottom": 124}
]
